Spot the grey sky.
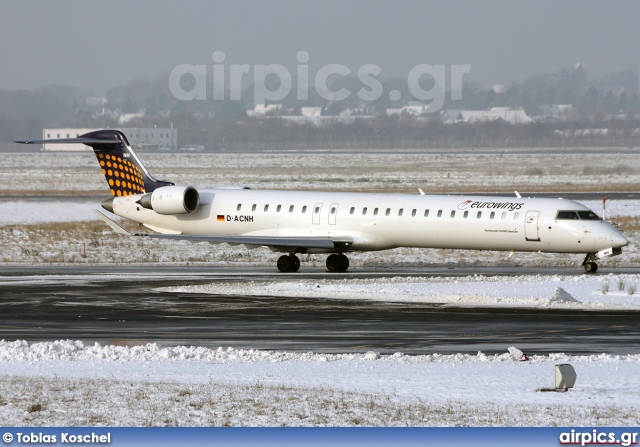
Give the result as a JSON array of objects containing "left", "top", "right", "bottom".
[{"left": 1, "top": 0, "right": 638, "bottom": 93}]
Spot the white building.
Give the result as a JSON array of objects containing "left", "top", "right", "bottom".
[
  {"left": 42, "top": 127, "right": 177, "bottom": 151},
  {"left": 457, "top": 107, "right": 533, "bottom": 125}
]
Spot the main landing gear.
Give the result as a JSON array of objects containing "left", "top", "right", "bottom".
[
  {"left": 277, "top": 254, "right": 300, "bottom": 273},
  {"left": 276, "top": 253, "right": 350, "bottom": 273},
  {"left": 326, "top": 253, "right": 349, "bottom": 272},
  {"left": 582, "top": 253, "right": 598, "bottom": 273}
]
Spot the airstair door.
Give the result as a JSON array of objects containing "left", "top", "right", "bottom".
[
  {"left": 312, "top": 202, "right": 323, "bottom": 225},
  {"left": 525, "top": 211, "right": 540, "bottom": 242}
]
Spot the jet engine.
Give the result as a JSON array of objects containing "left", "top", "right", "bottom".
[{"left": 137, "top": 185, "right": 200, "bottom": 215}]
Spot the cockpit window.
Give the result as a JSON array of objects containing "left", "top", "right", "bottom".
[
  {"left": 556, "top": 210, "right": 601, "bottom": 220},
  {"left": 577, "top": 211, "right": 601, "bottom": 220},
  {"left": 556, "top": 211, "right": 579, "bottom": 219}
]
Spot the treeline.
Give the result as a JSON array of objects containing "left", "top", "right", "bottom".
[{"left": 122, "top": 113, "right": 640, "bottom": 149}]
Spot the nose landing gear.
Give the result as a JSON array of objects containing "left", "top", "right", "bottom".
[{"left": 582, "top": 253, "right": 598, "bottom": 273}]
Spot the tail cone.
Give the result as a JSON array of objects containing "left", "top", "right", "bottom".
[{"left": 101, "top": 198, "right": 114, "bottom": 213}]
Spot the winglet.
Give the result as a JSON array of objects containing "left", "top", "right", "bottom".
[
  {"left": 418, "top": 188, "right": 425, "bottom": 196},
  {"left": 93, "top": 209, "right": 131, "bottom": 236},
  {"left": 515, "top": 191, "right": 522, "bottom": 198}
]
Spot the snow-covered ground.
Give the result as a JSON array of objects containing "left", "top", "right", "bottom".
[
  {"left": 1, "top": 271, "right": 639, "bottom": 426},
  {"left": 164, "top": 274, "right": 640, "bottom": 310},
  {"left": 2, "top": 151, "right": 640, "bottom": 194},
  {"left": 1, "top": 152, "right": 639, "bottom": 426},
  {"left": 0, "top": 200, "right": 97, "bottom": 224},
  {"left": 0, "top": 340, "right": 638, "bottom": 426}
]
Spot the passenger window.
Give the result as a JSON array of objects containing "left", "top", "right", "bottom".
[
  {"left": 477, "top": 211, "right": 482, "bottom": 219},
  {"left": 514, "top": 212, "right": 519, "bottom": 220},
  {"left": 437, "top": 210, "right": 442, "bottom": 217},
  {"left": 385, "top": 208, "right": 390, "bottom": 216},
  {"left": 252, "top": 204, "right": 256, "bottom": 212},
  {"left": 314, "top": 206, "right": 320, "bottom": 214},
  {"left": 331, "top": 207, "right": 336, "bottom": 215},
  {"left": 362, "top": 207, "right": 367, "bottom": 215},
  {"left": 350, "top": 207, "right": 355, "bottom": 215},
  {"left": 277, "top": 205, "right": 282, "bottom": 212},
  {"left": 411, "top": 209, "right": 416, "bottom": 217},
  {"left": 398, "top": 209, "right": 403, "bottom": 216},
  {"left": 490, "top": 212, "right": 495, "bottom": 219},
  {"left": 373, "top": 208, "right": 379, "bottom": 216},
  {"left": 264, "top": 205, "right": 269, "bottom": 212},
  {"left": 302, "top": 206, "right": 307, "bottom": 213},
  {"left": 289, "top": 205, "right": 294, "bottom": 213},
  {"left": 463, "top": 211, "right": 468, "bottom": 218},
  {"left": 237, "top": 204, "right": 242, "bottom": 211},
  {"left": 501, "top": 212, "right": 506, "bottom": 220},
  {"left": 450, "top": 211, "right": 456, "bottom": 218},
  {"left": 424, "top": 210, "right": 429, "bottom": 217}
]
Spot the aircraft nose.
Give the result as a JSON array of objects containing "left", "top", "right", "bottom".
[{"left": 611, "top": 231, "right": 628, "bottom": 248}]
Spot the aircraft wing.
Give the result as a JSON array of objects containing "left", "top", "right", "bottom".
[
  {"left": 141, "top": 233, "right": 352, "bottom": 250},
  {"left": 93, "top": 209, "right": 352, "bottom": 250}
]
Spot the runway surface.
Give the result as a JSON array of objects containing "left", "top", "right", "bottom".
[{"left": 1, "top": 265, "right": 639, "bottom": 355}]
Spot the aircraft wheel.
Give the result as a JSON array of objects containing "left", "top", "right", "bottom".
[
  {"left": 290, "top": 255, "right": 300, "bottom": 272},
  {"left": 337, "top": 254, "right": 349, "bottom": 272},
  {"left": 277, "top": 255, "right": 300, "bottom": 273},
  {"left": 584, "top": 262, "right": 598, "bottom": 273},
  {"left": 326, "top": 254, "right": 349, "bottom": 272},
  {"left": 326, "top": 254, "right": 340, "bottom": 272}
]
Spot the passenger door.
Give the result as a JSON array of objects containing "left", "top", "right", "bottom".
[{"left": 525, "top": 211, "right": 540, "bottom": 241}]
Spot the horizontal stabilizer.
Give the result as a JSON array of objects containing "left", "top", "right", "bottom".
[{"left": 14, "top": 138, "right": 120, "bottom": 145}]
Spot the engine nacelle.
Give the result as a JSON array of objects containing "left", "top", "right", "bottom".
[{"left": 138, "top": 185, "right": 200, "bottom": 215}]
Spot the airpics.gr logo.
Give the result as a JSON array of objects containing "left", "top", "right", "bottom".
[{"left": 457, "top": 200, "right": 524, "bottom": 211}]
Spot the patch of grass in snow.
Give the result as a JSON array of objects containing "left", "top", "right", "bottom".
[
  {"left": 610, "top": 216, "right": 640, "bottom": 232},
  {"left": 27, "top": 403, "right": 42, "bottom": 413},
  {"left": 0, "top": 375, "right": 637, "bottom": 427}
]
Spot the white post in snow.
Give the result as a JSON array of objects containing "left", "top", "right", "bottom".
[{"left": 602, "top": 196, "right": 608, "bottom": 221}]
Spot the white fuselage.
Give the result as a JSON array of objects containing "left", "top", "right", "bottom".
[{"left": 110, "top": 189, "right": 627, "bottom": 255}]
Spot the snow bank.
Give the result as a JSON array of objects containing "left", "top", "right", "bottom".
[
  {"left": 165, "top": 274, "right": 640, "bottom": 309},
  {"left": 1, "top": 339, "right": 638, "bottom": 365}
]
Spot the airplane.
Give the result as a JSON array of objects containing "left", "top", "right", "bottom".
[{"left": 16, "top": 129, "right": 628, "bottom": 273}]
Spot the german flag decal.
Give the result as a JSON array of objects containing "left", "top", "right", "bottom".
[{"left": 217, "top": 215, "right": 225, "bottom": 222}]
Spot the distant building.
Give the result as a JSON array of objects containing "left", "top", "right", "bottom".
[
  {"left": 249, "top": 104, "right": 283, "bottom": 116},
  {"left": 386, "top": 104, "right": 432, "bottom": 117},
  {"left": 119, "top": 111, "right": 145, "bottom": 125},
  {"left": 42, "top": 127, "right": 177, "bottom": 151},
  {"left": 456, "top": 107, "right": 533, "bottom": 125},
  {"left": 300, "top": 107, "right": 323, "bottom": 117},
  {"left": 537, "top": 104, "right": 572, "bottom": 120}
]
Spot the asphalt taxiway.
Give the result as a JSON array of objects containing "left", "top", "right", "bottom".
[{"left": 1, "top": 265, "right": 639, "bottom": 355}]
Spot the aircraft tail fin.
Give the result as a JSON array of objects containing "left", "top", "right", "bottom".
[{"left": 15, "top": 129, "right": 173, "bottom": 196}]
